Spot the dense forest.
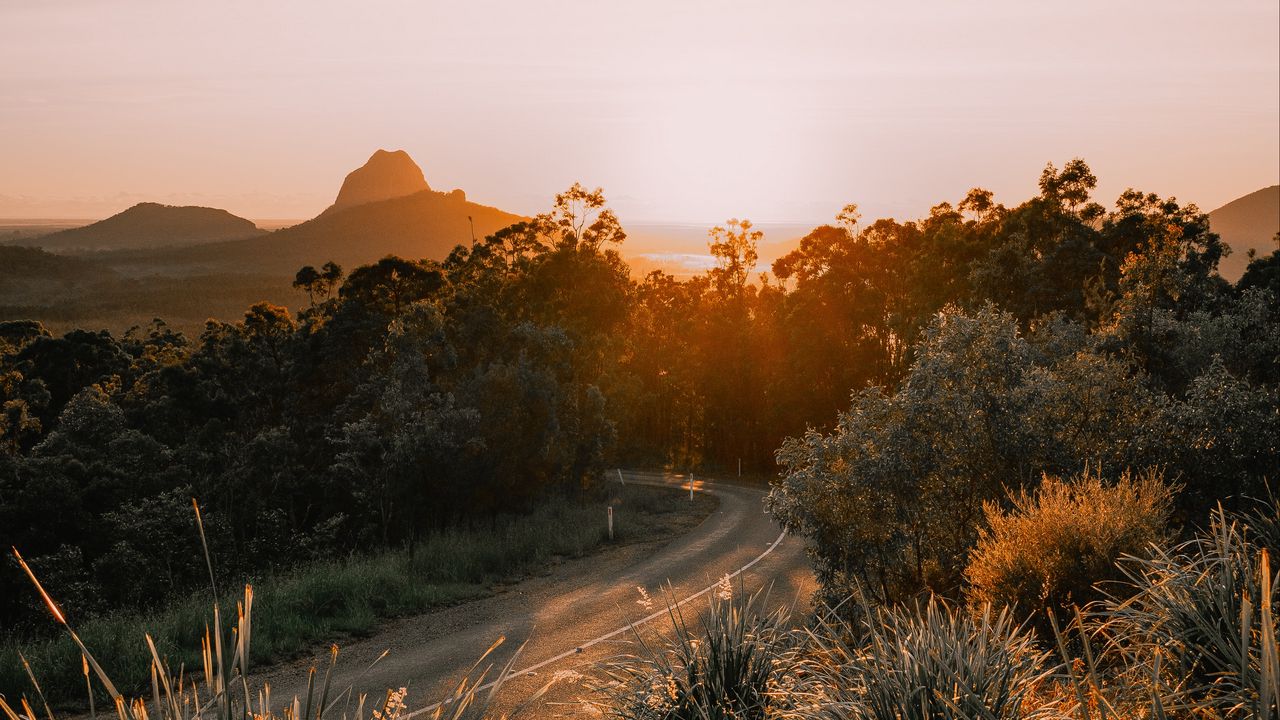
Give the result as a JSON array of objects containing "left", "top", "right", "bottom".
[
  {"left": 2, "top": 159, "right": 1278, "bottom": 647},
  {"left": 0, "top": 244, "right": 303, "bottom": 335}
]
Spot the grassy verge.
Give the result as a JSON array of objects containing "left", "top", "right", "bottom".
[{"left": 1, "top": 482, "right": 718, "bottom": 709}]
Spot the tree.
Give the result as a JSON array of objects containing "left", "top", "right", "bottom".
[
  {"left": 293, "top": 265, "right": 322, "bottom": 305},
  {"left": 1237, "top": 246, "right": 1280, "bottom": 297},
  {"left": 772, "top": 214, "right": 911, "bottom": 403},
  {"left": 542, "top": 182, "right": 627, "bottom": 251},
  {"left": 340, "top": 256, "right": 446, "bottom": 316},
  {"left": 320, "top": 261, "right": 344, "bottom": 298},
  {"left": 292, "top": 262, "right": 345, "bottom": 308},
  {"left": 331, "top": 301, "right": 477, "bottom": 543},
  {"left": 0, "top": 399, "right": 39, "bottom": 454},
  {"left": 1038, "top": 158, "right": 1104, "bottom": 221},
  {"left": 13, "top": 329, "right": 132, "bottom": 430},
  {"left": 0, "top": 320, "right": 49, "bottom": 357},
  {"left": 707, "top": 219, "right": 761, "bottom": 298},
  {"left": 1165, "top": 359, "right": 1280, "bottom": 510},
  {"left": 610, "top": 270, "right": 707, "bottom": 466},
  {"left": 958, "top": 188, "right": 1000, "bottom": 222},
  {"left": 770, "top": 305, "right": 1039, "bottom": 602},
  {"left": 93, "top": 486, "right": 213, "bottom": 608},
  {"left": 768, "top": 304, "right": 1172, "bottom": 603}
]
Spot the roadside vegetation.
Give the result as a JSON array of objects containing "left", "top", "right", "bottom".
[
  {"left": 2, "top": 159, "right": 1278, "bottom": 716},
  {"left": 600, "top": 497, "right": 1277, "bottom": 719},
  {"left": 2, "top": 506, "right": 545, "bottom": 720},
  {"left": 1, "top": 483, "right": 715, "bottom": 707}
]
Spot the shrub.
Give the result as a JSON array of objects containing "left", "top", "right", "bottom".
[
  {"left": 595, "top": 581, "right": 791, "bottom": 720},
  {"left": 1097, "top": 504, "right": 1279, "bottom": 717},
  {"left": 794, "top": 596, "right": 1065, "bottom": 720},
  {"left": 964, "top": 468, "right": 1174, "bottom": 634}
]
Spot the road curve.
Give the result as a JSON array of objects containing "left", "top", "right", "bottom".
[{"left": 250, "top": 470, "right": 815, "bottom": 718}]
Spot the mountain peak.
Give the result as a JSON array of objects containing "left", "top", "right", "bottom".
[{"left": 327, "top": 149, "right": 431, "bottom": 213}]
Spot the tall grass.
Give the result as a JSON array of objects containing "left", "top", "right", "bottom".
[
  {"left": 596, "top": 499, "right": 1279, "bottom": 720},
  {"left": 1083, "top": 504, "right": 1279, "bottom": 718},
  {"left": 0, "top": 491, "right": 604, "bottom": 720},
  {"left": 3, "top": 483, "right": 714, "bottom": 708},
  {"left": 594, "top": 581, "right": 793, "bottom": 720},
  {"left": 1, "top": 502, "right": 534, "bottom": 720},
  {"left": 593, "top": 586, "right": 1066, "bottom": 720},
  {"left": 793, "top": 597, "right": 1065, "bottom": 720}
]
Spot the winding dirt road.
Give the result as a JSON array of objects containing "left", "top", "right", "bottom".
[{"left": 251, "top": 470, "right": 815, "bottom": 718}]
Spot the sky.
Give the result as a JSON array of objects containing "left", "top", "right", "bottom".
[{"left": 1, "top": 0, "right": 1277, "bottom": 225}]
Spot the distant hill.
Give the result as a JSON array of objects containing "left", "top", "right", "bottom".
[
  {"left": 33, "top": 203, "right": 265, "bottom": 251},
  {"left": 157, "top": 188, "right": 524, "bottom": 275},
  {"left": 0, "top": 151, "right": 523, "bottom": 329},
  {"left": 1209, "top": 185, "right": 1279, "bottom": 282},
  {"left": 94, "top": 154, "right": 525, "bottom": 276},
  {"left": 323, "top": 149, "right": 431, "bottom": 214}
]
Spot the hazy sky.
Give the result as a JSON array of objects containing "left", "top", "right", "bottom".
[{"left": 2, "top": 1, "right": 1277, "bottom": 224}]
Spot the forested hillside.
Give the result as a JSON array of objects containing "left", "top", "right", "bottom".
[{"left": 2, "top": 161, "right": 1277, "bottom": 685}]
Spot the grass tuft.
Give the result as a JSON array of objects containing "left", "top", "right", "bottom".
[{"left": 594, "top": 582, "right": 792, "bottom": 720}]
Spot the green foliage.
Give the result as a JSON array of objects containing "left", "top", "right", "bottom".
[
  {"left": 766, "top": 306, "right": 1052, "bottom": 602},
  {"left": 1096, "top": 504, "right": 1279, "bottom": 716},
  {"left": 1, "top": 186, "right": 634, "bottom": 636},
  {"left": 1, "top": 517, "right": 536, "bottom": 720},
  {"left": 2, "top": 162, "right": 1278, "bottom": 705},
  {"left": 1, "top": 483, "right": 711, "bottom": 707},
  {"left": 293, "top": 261, "right": 343, "bottom": 307},
  {"left": 1239, "top": 248, "right": 1280, "bottom": 297},
  {"left": 769, "top": 293, "right": 1277, "bottom": 604},
  {"left": 964, "top": 468, "right": 1174, "bottom": 634},
  {"left": 595, "top": 587, "right": 791, "bottom": 720},
  {"left": 538, "top": 182, "right": 627, "bottom": 252},
  {"left": 1166, "top": 359, "right": 1280, "bottom": 509},
  {"left": 93, "top": 486, "right": 216, "bottom": 608},
  {"left": 598, "top": 590, "right": 1067, "bottom": 720},
  {"left": 707, "top": 219, "right": 762, "bottom": 298},
  {"left": 339, "top": 257, "right": 444, "bottom": 316},
  {"left": 797, "top": 598, "right": 1063, "bottom": 720}
]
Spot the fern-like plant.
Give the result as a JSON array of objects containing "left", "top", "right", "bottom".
[
  {"left": 794, "top": 596, "right": 1066, "bottom": 720},
  {"left": 1099, "top": 504, "right": 1279, "bottom": 718},
  {"left": 594, "top": 581, "right": 792, "bottom": 720}
]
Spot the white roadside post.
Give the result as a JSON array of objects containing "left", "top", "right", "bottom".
[
  {"left": 689, "top": 473, "right": 694, "bottom": 501},
  {"left": 608, "top": 506, "right": 614, "bottom": 541}
]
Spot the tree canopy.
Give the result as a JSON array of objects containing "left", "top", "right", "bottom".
[{"left": 2, "top": 160, "right": 1276, "bottom": 634}]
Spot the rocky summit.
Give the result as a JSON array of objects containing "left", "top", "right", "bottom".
[{"left": 326, "top": 149, "right": 432, "bottom": 214}]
